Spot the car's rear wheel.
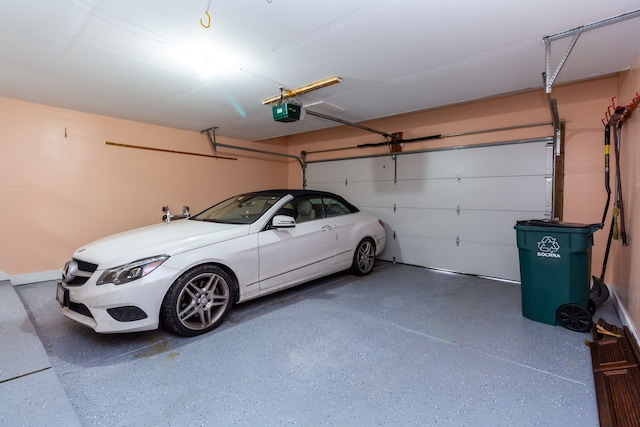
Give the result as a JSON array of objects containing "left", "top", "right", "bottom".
[
  {"left": 161, "top": 265, "right": 236, "bottom": 336},
  {"left": 350, "top": 238, "right": 376, "bottom": 276}
]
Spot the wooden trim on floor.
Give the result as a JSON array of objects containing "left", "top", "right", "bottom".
[{"left": 590, "top": 319, "right": 640, "bottom": 427}]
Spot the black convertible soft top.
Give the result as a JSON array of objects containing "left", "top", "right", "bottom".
[{"left": 244, "top": 189, "right": 360, "bottom": 213}]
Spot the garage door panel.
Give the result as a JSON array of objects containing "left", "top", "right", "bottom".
[
  {"left": 306, "top": 137, "right": 552, "bottom": 280},
  {"left": 458, "top": 176, "right": 552, "bottom": 211},
  {"left": 341, "top": 180, "right": 396, "bottom": 207},
  {"left": 451, "top": 241, "right": 521, "bottom": 280},
  {"left": 378, "top": 232, "right": 400, "bottom": 262},
  {"left": 323, "top": 179, "right": 461, "bottom": 210},
  {"left": 389, "top": 234, "right": 458, "bottom": 270},
  {"left": 455, "top": 210, "right": 547, "bottom": 245},
  {"left": 308, "top": 182, "right": 336, "bottom": 194},
  {"left": 420, "top": 238, "right": 458, "bottom": 272},
  {"left": 389, "top": 235, "right": 521, "bottom": 280},
  {"left": 393, "top": 208, "right": 456, "bottom": 239},
  {"left": 395, "top": 179, "right": 460, "bottom": 208},
  {"left": 458, "top": 141, "right": 552, "bottom": 177},
  {"left": 396, "top": 149, "right": 460, "bottom": 180},
  {"left": 312, "top": 181, "right": 395, "bottom": 209},
  {"left": 380, "top": 208, "right": 456, "bottom": 263},
  {"left": 346, "top": 156, "right": 395, "bottom": 182},
  {"left": 307, "top": 157, "right": 395, "bottom": 185}
]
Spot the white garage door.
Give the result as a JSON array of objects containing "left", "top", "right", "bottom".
[{"left": 305, "top": 138, "right": 554, "bottom": 281}]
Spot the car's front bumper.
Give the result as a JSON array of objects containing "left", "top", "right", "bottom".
[{"left": 57, "top": 265, "right": 178, "bottom": 333}]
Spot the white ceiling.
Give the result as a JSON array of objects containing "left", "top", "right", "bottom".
[{"left": 1, "top": 0, "right": 640, "bottom": 141}]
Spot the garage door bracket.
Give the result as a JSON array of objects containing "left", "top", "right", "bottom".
[
  {"left": 543, "top": 9, "right": 640, "bottom": 95},
  {"left": 542, "top": 10, "right": 640, "bottom": 158},
  {"left": 201, "top": 126, "right": 305, "bottom": 171}
]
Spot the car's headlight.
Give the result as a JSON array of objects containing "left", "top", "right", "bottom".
[{"left": 97, "top": 255, "right": 169, "bottom": 285}]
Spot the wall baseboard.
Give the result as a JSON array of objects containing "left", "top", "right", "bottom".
[
  {"left": 610, "top": 285, "right": 639, "bottom": 344},
  {"left": 10, "top": 270, "right": 61, "bottom": 286},
  {"left": 0, "top": 270, "right": 10, "bottom": 282}
]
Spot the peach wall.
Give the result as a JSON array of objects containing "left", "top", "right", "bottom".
[{"left": 0, "top": 97, "right": 289, "bottom": 275}]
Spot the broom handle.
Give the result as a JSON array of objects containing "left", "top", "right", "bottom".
[
  {"left": 601, "top": 124, "right": 611, "bottom": 225},
  {"left": 613, "top": 125, "right": 627, "bottom": 245}
]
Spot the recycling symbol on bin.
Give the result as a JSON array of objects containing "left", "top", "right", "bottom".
[{"left": 537, "top": 236, "right": 560, "bottom": 253}]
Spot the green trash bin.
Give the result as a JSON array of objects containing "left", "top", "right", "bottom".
[{"left": 514, "top": 219, "right": 601, "bottom": 331}]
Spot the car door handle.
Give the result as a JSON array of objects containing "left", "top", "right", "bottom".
[{"left": 321, "top": 224, "right": 333, "bottom": 231}]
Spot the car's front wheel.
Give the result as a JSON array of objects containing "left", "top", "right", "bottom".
[
  {"left": 161, "top": 265, "right": 236, "bottom": 336},
  {"left": 350, "top": 238, "right": 376, "bottom": 276}
]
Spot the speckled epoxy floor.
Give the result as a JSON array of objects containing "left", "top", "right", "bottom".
[{"left": 14, "top": 262, "right": 620, "bottom": 426}]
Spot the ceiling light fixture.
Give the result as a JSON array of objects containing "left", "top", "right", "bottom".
[{"left": 261, "top": 75, "right": 342, "bottom": 105}]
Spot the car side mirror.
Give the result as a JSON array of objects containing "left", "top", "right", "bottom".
[{"left": 272, "top": 215, "right": 296, "bottom": 229}]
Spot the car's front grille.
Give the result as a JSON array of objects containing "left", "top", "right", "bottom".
[
  {"left": 77, "top": 260, "right": 98, "bottom": 273},
  {"left": 69, "top": 301, "right": 93, "bottom": 318},
  {"left": 63, "top": 258, "right": 98, "bottom": 286},
  {"left": 65, "top": 276, "right": 90, "bottom": 286}
]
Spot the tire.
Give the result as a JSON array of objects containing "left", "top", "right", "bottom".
[
  {"left": 161, "top": 265, "right": 236, "bottom": 337},
  {"left": 350, "top": 238, "right": 376, "bottom": 276},
  {"left": 556, "top": 303, "right": 592, "bottom": 333}
]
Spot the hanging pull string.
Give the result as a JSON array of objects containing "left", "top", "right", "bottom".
[
  {"left": 69, "top": 0, "right": 284, "bottom": 87},
  {"left": 200, "top": 0, "right": 212, "bottom": 28},
  {"left": 200, "top": 0, "right": 272, "bottom": 28},
  {"left": 200, "top": 11, "right": 211, "bottom": 28}
]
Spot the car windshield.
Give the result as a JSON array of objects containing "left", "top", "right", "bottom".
[{"left": 190, "top": 194, "right": 280, "bottom": 224}]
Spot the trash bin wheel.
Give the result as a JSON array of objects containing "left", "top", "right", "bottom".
[{"left": 557, "top": 303, "right": 592, "bottom": 332}]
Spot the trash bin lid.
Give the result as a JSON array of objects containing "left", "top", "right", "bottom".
[{"left": 516, "top": 219, "right": 602, "bottom": 232}]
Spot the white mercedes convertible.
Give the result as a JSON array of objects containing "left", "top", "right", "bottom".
[{"left": 57, "top": 189, "right": 386, "bottom": 336}]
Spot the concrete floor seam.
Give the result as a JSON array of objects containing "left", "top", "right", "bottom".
[{"left": 310, "top": 293, "right": 592, "bottom": 387}]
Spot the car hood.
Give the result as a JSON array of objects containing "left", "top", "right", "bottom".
[{"left": 73, "top": 220, "right": 250, "bottom": 269}]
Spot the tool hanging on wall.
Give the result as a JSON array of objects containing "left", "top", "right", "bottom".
[
  {"left": 610, "top": 106, "right": 627, "bottom": 245},
  {"left": 591, "top": 123, "right": 613, "bottom": 307},
  {"left": 601, "top": 123, "right": 611, "bottom": 225},
  {"left": 599, "top": 94, "right": 639, "bottom": 246},
  {"left": 591, "top": 91, "right": 639, "bottom": 304}
]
